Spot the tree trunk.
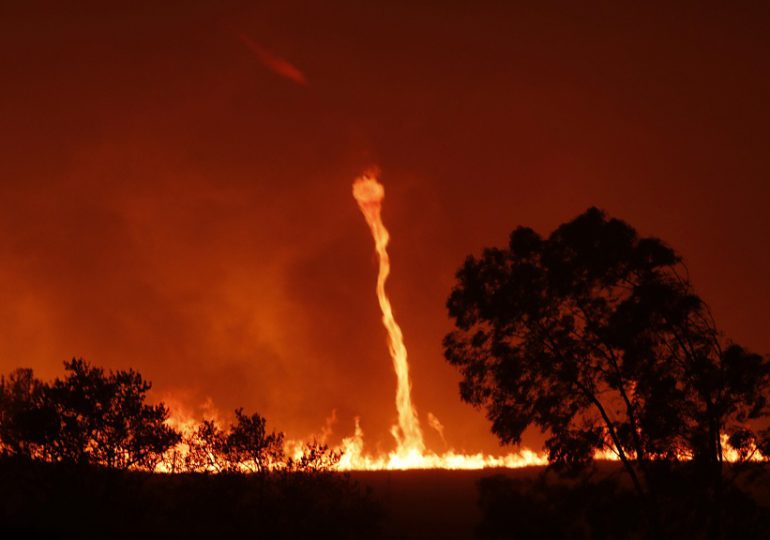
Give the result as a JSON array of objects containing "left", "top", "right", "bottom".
[{"left": 588, "top": 393, "right": 664, "bottom": 539}]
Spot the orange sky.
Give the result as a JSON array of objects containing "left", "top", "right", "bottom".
[{"left": 1, "top": 1, "right": 769, "bottom": 454}]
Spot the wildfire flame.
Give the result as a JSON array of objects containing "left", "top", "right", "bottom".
[
  {"left": 427, "top": 412, "right": 447, "bottom": 447},
  {"left": 157, "top": 171, "right": 764, "bottom": 472},
  {"left": 346, "top": 171, "right": 548, "bottom": 469},
  {"left": 353, "top": 173, "right": 425, "bottom": 457},
  {"left": 154, "top": 172, "right": 565, "bottom": 471}
]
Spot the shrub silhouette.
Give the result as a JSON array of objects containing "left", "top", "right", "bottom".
[
  {"left": 226, "top": 407, "right": 285, "bottom": 472},
  {"left": 2, "top": 360, "right": 351, "bottom": 475},
  {"left": 1, "top": 360, "right": 180, "bottom": 469},
  {"left": 288, "top": 439, "right": 342, "bottom": 472},
  {"left": 0, "top": 368, "right": 57, "bottom": 458},
  {"left": 180, "top": 415, "right": 342, "bottom": 474},
  {"left": 0, "top": 361, "right": 382, "bottom": 537},
  {"left": 183, "top": 418, "right": 229, "bottom": 473}
]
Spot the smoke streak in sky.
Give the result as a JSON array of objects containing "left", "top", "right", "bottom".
[{"left": 238, "top": 33, "right": 308, "bottom": 86}]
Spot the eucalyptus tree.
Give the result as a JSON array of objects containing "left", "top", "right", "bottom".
[{"left": 444, "top": 208, "right": 770, "bottom": 502}]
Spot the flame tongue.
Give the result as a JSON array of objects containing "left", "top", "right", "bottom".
[{"left": 353, "top": 173, "right": 425, "bottom": 455}]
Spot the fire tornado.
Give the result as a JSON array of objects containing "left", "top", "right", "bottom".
[
  {"left": 166, "top": 171, "right": 552, "bottom": 471},
  {"left": 353, "top": 173, "right": 425, "bottom": 456},
  {"left": 344, "top": 170, "right": 546, "bottom": 469}
]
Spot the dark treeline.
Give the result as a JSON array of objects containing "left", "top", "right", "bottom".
[
  {"left": 1, "top": 359, "right": 178, "bottom": 470},
  {"left": 0, "top": 358, "right": 341, "bottom": 473},
  {"left": 0, "top": 360, "right": 380, "bottom": 538},
  {"left": 3, "top": 207, "right": 770, "bottom": 539}
]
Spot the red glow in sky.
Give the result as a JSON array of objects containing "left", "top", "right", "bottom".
[{"left": 1, "top": 1, "right": 769, "bottom": 454}]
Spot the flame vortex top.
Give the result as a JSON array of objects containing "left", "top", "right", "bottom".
[{"left": 353, "top": 174, "right": 425, "bottom": 455}]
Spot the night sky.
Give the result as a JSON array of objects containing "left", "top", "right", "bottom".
[{"left": 1, "top": 1, "right": 769, "bottom": 454}]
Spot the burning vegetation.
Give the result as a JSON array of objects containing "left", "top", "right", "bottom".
[
  {"left": 1, "top": 172, "right": 770, "bottom": 539},
  {"left": 1, "top": 173, "right": 769, "bottom": 477}
]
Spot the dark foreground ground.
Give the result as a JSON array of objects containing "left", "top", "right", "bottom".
[
  {"left": 353, "top": 465, "right": 770, "bottom": 539},
  {"left": 2, "top": 459, "right": 770, "bottom": 539},
  {"left": 350, "top": 467, "right": 547, "bottom": 539}
]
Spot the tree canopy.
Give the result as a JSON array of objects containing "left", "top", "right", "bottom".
[
  {"left": 1, "top": 359, "right": 339, "bottom": 475},
  {"left": 0, "top": 359, "right": 181, "bottom": 469},
  {"left": 183, "top": 408, "right": 287, "bottom": 473},
  {"left": 444, "top": 208, "right": 770, "bottom": 494}
]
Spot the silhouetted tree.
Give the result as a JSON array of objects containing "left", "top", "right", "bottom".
[
  {"left": 288, "top": 439, "right": 342, "bottom": 472},
  {"left": 444, "top": 208, "right": 770, "bottom": 533},
  {"left": 183, "top": 418, "right": 341, "bottom": 474},
  {"left": 184, "top": 419, "right": 228, "bottom": 473},
  {"left": 0, "top": 368, "right": 57, "bottom": 458},
  {"left": 225, "top": 408, "right": 285, "bottom": 472},
  {"left": 46, "top": 359, "right": 180, "bottom": 469}
]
